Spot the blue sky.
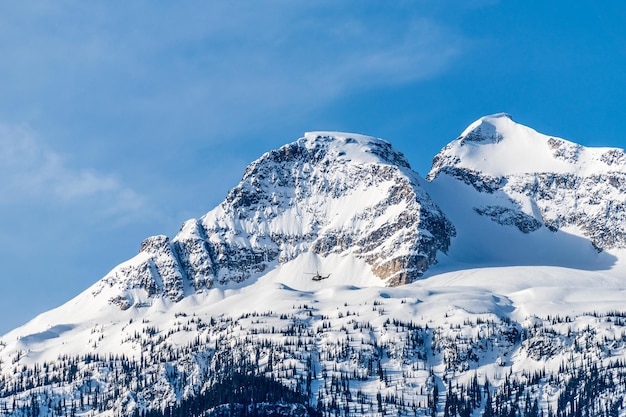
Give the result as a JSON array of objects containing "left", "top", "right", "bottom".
[{"left": 0, "top": 1, "right": 625, "bottom": 333}]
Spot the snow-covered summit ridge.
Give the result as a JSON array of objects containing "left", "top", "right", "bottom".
[
  {"left": 428, "top": 114, "right": 626, "bottom": 251},
  {"left": 457, "top": 112, "right": 512, "bottom": 140},
  {"left": 430, "top": 113, "right": 626, "bottom": 178},
  {"left": 94, "top": 132, "right": 453, "bottom": 310},
  {"left": 301, "top": 131, "right": 410, "bottom": 167}
]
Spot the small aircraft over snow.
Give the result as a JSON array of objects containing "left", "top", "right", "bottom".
[{"left": 307, "top": 270, "right": 331, "bottom": 281}]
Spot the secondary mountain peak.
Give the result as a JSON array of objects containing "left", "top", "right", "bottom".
[
  {"left": 427, "top": 114, "right": 626, "bottom": 252},
  {"left": 430, "top": 113, "right": 626, "bottom": 180},
  {"left": 457, "top": 112, "right": 514, "bottom": 145},
  {"left": 430, "top": 113, "right": 575, "bottom": 179}
]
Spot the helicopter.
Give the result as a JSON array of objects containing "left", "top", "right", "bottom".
[{"left": 307, "top": 270, "right": 331, "bottom": 281}]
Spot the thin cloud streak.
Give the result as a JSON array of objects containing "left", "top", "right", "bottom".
[
  {"left": 0, "top": 2, "right": 473, "bottom": 333},
  {"left": 0, "top": 2, "right": 469, "bottom": 143},
  {"left": 158, "top": 5, "right": 467, "bottom": 123},
  {"left": 0, "top": 123, "right": 145, "bottom": 220}
]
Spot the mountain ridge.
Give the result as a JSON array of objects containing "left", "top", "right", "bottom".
[{"left": 3, "top": 116, "right": 626, "bottom": 417}]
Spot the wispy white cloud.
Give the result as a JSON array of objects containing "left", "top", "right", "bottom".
[
  {"left": 150, "top": 2, "right": 467, "bottom": 119},
  {"left": 0, "top": 2, "right": 470, "bottom": 141},
  {"left": 0, "top": 1, "right": 472, "bottom": 228},
  {"left": 0, "top": 1, "right": 474, "bottom": 332},
  {"left": 0, "top": 123, "right": 145, "bottom": 220}
]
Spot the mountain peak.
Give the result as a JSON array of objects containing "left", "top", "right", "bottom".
[
  {"left": 90, "top": 132, "right": 454, "bottom": 311},
  {"left": 206, "top": 131, "right": 450, "bottom": 285},
  {"left": 458, "top": 113, "right": 514, "bottom": 145}
]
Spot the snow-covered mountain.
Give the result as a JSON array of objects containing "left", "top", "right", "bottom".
[
  {"left": 97, "top": 132, "right": 453, "bottom": 312},
  {"left": 2, "top": 118, "right": 626, "bottom": 417}
]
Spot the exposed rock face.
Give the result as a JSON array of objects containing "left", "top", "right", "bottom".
[
  {"left": 473, "top": 205, "right": 542, "bottom": 234},
  {"left": 200, "top": 133, "right": 455, "bottom": 286},
  {"left": 506, "top": 172, "right": 626, "bottom": 250},
  {"left": 172, "top": 219, "right": 215, "bottom": 291},
  {"left": 97, "top": 235, "right": 187, "bottom": 308},
  {"left": 428, "top": 113, "right": 626, "bottom": 251},
  {"left": 94, "top": 132, "right": 454, "bottom": 308}
]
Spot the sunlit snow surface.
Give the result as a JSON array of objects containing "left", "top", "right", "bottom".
[
  {"left": 6, "top": 246, "right": 626, "bottom": 361},
  {"left": 4, "top": 237, "right": 626, "bottom": 415},
  {"left": 443, "top": 113, "right": 624, "bottom": 176}
]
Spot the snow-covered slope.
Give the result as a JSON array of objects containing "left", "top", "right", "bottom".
[{"left": 2, "top": 120, "right": 626, "bottom": 417}]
